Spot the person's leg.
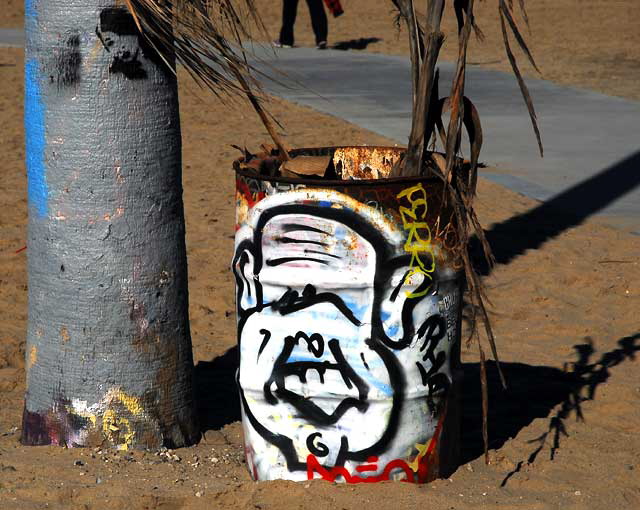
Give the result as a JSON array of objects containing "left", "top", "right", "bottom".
[
  {"left": 279, "top": 0, "right": 299, "bottom": 46},
  {"left": 306, "top": 0, "right": 328, "bottom": 46}
]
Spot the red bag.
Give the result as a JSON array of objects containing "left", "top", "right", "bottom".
[{"left": 323, "top": 0, "right": 344, "bottom": 18}]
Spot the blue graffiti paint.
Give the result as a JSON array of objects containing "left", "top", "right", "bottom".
[
  {"left": 341, "top": 297, "right": 369, "bottom": 323},
  {"left": 385, "top": 321, "right": 400, "bottom": 339},
  {"left": 361, "top": 371, "right": 393, "bottom": 397},
  {"left": 25, "top": 58, "right": 48, "bottom": 217},
  {"left": 285, "top": 354, "right": 321, "bottom": 363},
  {"left": 25, "top": 0, "right": 37, "bottom": 19},
  {"left": 378, "top": 310, "right": 401, "bottom": 338}
]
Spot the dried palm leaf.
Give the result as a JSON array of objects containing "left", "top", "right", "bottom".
[
  {"left": 499, "top": 0, "right": 538, "bottom": 72},
  {"left": 122, "top": 0, "right": 290, "bottom": 158},
  {"left": 442, "top": 0, "right": 475, "bottom": 185},
  {"left": 390, "top": 0, "right": 445, "bottom": 178},
  {"left": 434, "top": 95, "right": 483, "bottom": 193},
  {"left": 517, "top": 0, "right": 530, "bottom": 27},
  {"left": 391, "top": 0, "right": 552, "bottom": 462},
  {"left": 454, "top": 0, "right": 484, "bottom": 41},
  {"left": 499, "top": 0, "right": 543, "bottom": 157}
]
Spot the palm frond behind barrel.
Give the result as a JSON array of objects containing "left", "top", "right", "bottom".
[
  {"left": 122, "top": 0, "right": 290, "bottom": 157},
  {"left": 123, "top": 0, "right": 544, "bottom": 466},
  {"left": 391, "top": 0, "right": 544, "bottom": 463}
]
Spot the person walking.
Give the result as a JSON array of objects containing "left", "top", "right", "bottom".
[{"left": 275, "top": 0, "right": 342, "bottom": 50}]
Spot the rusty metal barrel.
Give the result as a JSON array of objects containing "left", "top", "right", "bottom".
[{"left": 233, "top": 146, "right": 463, "bottom": 483}]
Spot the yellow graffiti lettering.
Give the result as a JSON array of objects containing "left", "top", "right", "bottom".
[
  {"left": 408, "top": 440, "right": 430, "bottom": 472},
  {"left": 397, "top": 183, "right": 436, "bottom": 298},
  {"left": 404, "top": 223, "right": 432, "bottom": 252},
  {"left": 397, "top": 183, "right": 429, "bottom": 213},
  {"left": 116, "top": 391, "right": 145, "bottom": 417},
  {"left": 408, "top": 249, "right": 435, "bottom": 275}
]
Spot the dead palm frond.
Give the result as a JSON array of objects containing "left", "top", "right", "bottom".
[
  {"left": 124, "top": 0, "right": 543, "bottom": 467},
  {"left": 391, "top": 0, "right": 544, "bottom": 463},
  {"left": 122, "top": 0, "right": 290, "bottom": 158}
]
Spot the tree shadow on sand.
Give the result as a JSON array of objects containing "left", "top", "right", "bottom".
[
  {"left": 194, "top": 333, "right": 639, "bottom": 481},
  {"left": 459, "top": 333, "right": 639, "bottom": 486},
  {"left": 472, "top": 150, "right": 640, "bottom": 275}
]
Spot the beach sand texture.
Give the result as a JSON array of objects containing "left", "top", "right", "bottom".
[{"left": 1, "top": 1, "right": 639, "bottom": 508}]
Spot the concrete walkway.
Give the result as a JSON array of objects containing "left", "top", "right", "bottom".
[
  {"left": 3, "top": 29, "right": 639, "bottom": 233},
  {"left": 248, "top": 45, "right": 640, "bottom": 234},
  {"left": 0, "top": 28, "right": 23, "bottom": 48}
]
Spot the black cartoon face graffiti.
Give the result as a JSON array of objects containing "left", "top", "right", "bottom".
[
  {"left": 233, "top": 191, "right": 453, "bottom": 478},
  {"left": 97, "top": 8, "right": 149, "bottom": 80}
]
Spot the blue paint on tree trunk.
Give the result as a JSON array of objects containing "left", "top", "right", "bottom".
[
  {"left": 25, "top": 0, "right": 37, "bottom": 19},
  {"left": 25, "top": 58, "right": 48, "bottom": 217}
]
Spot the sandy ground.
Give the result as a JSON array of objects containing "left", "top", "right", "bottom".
[
  {"left": 1, "top": 1, "right": 640, "bottom": 509},
  {"left": 250, "top": 0, "right": 640, "bottom": 101},
  {"left": 3, "top": 1, "right": 640, "bottom": 99}
]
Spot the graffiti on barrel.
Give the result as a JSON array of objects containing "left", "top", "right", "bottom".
[{"left": 234, "top": 171, "right": 462, "bottom": 483}]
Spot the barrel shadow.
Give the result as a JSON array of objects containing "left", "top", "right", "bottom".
[
  {"left": 195, "top": 346, "right": 241, "bottom": 432},
  {"left": 460, "top": 360, "right": 576, "bottom": 465},
  {"left": 195, "top": 333, "right": 639, "bottom": 478}
]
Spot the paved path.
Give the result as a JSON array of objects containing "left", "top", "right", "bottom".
[
  {"left": 3, "top": 29, "right": 639, "bottom": 233},
  {"left": 0, "top": 28, "right": 23, "bottom": 48},
  {"left": 249, "top": 45, "right": 640, "bottom": 234}
]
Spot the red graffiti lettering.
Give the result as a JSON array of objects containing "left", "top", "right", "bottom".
[
  {"left": 307, "top": 454, "right": 415, "bottom": 483},
  {"left": 306, "top": 411, "right": 446, "bottom": 484}
]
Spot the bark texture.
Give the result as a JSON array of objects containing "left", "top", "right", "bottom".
[{"left": 22, "top": 0, "right": 199, "bottom": 449}]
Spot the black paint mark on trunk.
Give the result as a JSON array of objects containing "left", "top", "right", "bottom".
[
  {"left": 98, "top": 8, "right": 148, "bottom": 80},
  {"left": 97, "top": 7, "right": 173, "bottom": 79},
  {"left": 99, "top": 8, "right": 138, "bottom": 36},
  {"left": 109, "top": 50, "right": 148, "bottom": 80},
  {"left": 52, "top": 33, "right": 82, "bottom": 88}
]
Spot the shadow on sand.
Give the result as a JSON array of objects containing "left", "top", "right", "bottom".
[
  {"left": 195, "top": 347, "right": 241, "bottom": 432},
  {"left": 332, "top": 37, "right": 382, "bottom": 51},
  {"left": 462, "top": 334, "right": 639, "bottom": 476},
  {"left": 194, "top": 150, "right": 640, "bottom": 476},
  {"left": 194, "top": 333, "right": 639, "bottom": 481},
  {"left": 474, "top": 150, "right": 640, "bottom": 274}
]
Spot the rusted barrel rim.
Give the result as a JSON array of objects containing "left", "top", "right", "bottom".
[{"left": 233, "top": 145, "right": 451, "bottom": 187}]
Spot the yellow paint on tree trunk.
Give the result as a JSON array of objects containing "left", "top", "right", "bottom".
[
  {"left": 115, "top": 390, "right": 145, "bottom": 416},
  {"left": 27, "top": 346, "right": 37, "bottom": 371},
  {"left": 100, "top": 389, "right": 146, "bottom": 450}
]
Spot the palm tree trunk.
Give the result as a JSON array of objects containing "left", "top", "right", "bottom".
[{"left": 21, "top": 0, "right": 199, "bottom": 449}]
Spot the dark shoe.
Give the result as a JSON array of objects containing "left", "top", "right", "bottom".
[{"left": 316, "top": 41, "right": 328, "bottom": 50}]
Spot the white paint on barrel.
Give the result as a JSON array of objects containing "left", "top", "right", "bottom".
[{"left": 234, "top": 185, "right": 461, "bottom": 483}]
